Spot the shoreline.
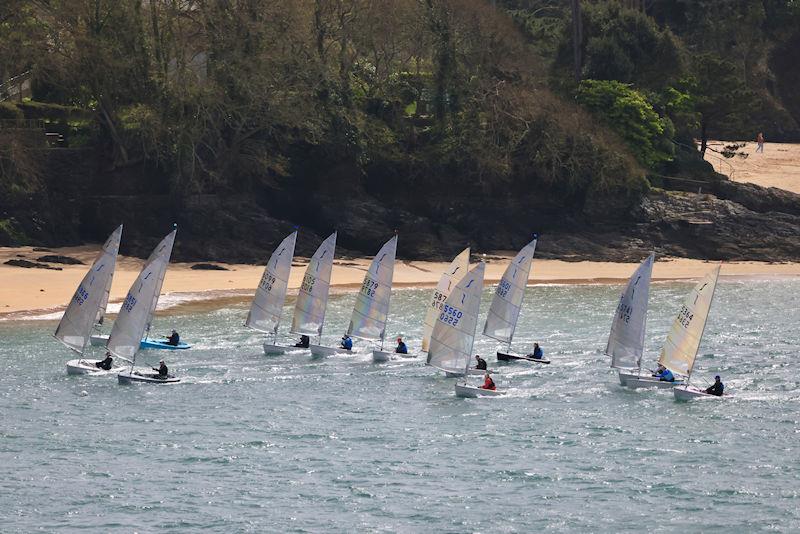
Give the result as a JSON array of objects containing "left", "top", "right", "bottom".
[{"left": 3, "top": 244, "right": 800, "bottom": 321}]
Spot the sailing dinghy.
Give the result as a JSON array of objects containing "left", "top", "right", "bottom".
[
  {"left": 483, "top": 237, "right": 549, "bottom": 365},
  {"left": 606, "top": 253, "right": 655, "bottom": 385},
  {"left": 420, "top": 248, "right": 470, "bottom": 354},
  {"left": 89, "top": 334, "right": 190, "bottom": 350},
  {"left": 289, "top": 232, "right": 346, "bottom": 357},
  {"left": 57, "top": 225, "right": 124, "bottom": 375},
  {"left": 340, "top": 236, "right": 397, "bottom": 363},
  {"left": 245, "top": 230, "right": 298, "bottom": 355},
  {"left": 625, "top": 265, "right": 721, "bottom": 390},
  {"left": 115, "top": 228, "right": 181, "bottom": 384},
  {"left": 669, "top": 266, "right": 724, "bottom": 400}
]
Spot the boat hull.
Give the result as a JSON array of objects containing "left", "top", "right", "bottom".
[
  {"left": 454, "top": 383, "right": 505, "bottom": 398},
  {"left": 496, "top": 351, "right": 550, "bottom": 364},
  {"left": 309, "top": 344, "right": 352, "bottom": 358},
  {"left": 263, "top": 343, "right": 288, "bottom": 355},
  {"left": 674, "top": 385, "right": 725, "bottom": 401},
  {"left": 89, "top": 334, "right": 190, "bottom": 350},
  {"left": 118, "top": 370, "right": 181, "bottom": 384},
  {"left": 66, "top": 359, "right": 121, "bottom": 375},
  {"left": 625, "top": 375, "right": 684, "bottom": 389},
  {"left": 444, "top": 368, "right": 492, "bottom": 378},
  {"left": 372, "top": 350, "right": 391, "bottom": 363},
  {"left": 617, "top": 370, "right": 641, "bottom": 385}
]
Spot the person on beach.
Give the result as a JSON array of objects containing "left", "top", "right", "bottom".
[
  {"left": 395, "top": 337, "right": 408, "bottom": 354},
  {"left": 475, "top": 355, "right": 488, "bottom": 370},
  {"left": 95, "top": 352, "right": 113, "bottom": 370},
  {"left": 295, "top": 335, "right": 310, "bottom": 348},
  {"left": 756, "top": 132, "right": 765, "bottom": 153},
  {"left": 153, "top": 359, "right": 168, "bottom": 378},
  {"left": 705, "top": 375, "right": 724, "bottom": 396},
  {"left": 529, "top": 343, "right": 544, "bottom": 360},
  {"left": 341, "top": 334, "right": 353, "bottom": 351},
  {"left": 166, "top": 329, "right": 180, "bottom": 346},
  {"left": 481, "top": 372, "right": 496, "bottom": 390},
  {"left": 653, "top": 364, "right": 675, "bottom": 382}
]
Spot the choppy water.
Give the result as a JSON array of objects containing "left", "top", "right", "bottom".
[{"left": 1, "top": 281, "right": 799, "bottom": 533}]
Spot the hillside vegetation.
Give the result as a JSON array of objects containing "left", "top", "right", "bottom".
[{"left": 1, "top": 0, "right": 799, "bottom": 261}]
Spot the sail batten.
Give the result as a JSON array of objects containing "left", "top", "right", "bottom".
[
  {"left": 107, "top": 229, "right": 177, "bottom": 362},
  {"left": 54, "top": 225, "right": 123, "bottom": 355},
  {"left": 347, "top": 235, "right": 397, "bottom": 342},
  {"left": 290, "top": 232, "right": 337, "bottom": 337},
  {"left": 246, "top": 231, "right": 298, "bottom": 335},
  {"left": 606, "top": 253, "right": 654, "bottom": 370},
  {"left": 421, "top": 248, "right": 470, "bottom": 352},
  {"left": 658, "top": 265, "right": 721, "bottom": 377},
  {"left": 427, "top": 262, "right": 485, "bottom": 375},
  {"left": 482, "top": 238, "right": 537, "bottom": 345}
]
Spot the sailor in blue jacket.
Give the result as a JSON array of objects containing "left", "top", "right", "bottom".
[
  {"left": 654, "top": 364, "right": 675, "bottom": 382},
  {"left": 341, "top": 334, "right": 353, "bottom": 351}
]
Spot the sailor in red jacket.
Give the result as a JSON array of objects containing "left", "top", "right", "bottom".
[{"left": 481, "top": 372, "right": 496, "bottom": 390}]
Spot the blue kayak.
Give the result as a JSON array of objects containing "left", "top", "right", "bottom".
[{"left": 140, "top": 338, "right": 192, "bottom": 350}]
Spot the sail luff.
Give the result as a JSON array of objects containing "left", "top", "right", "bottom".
[
  {"left": 482, "top": 238, "right": 537, "bottom": 345},
  {"left": 245, "top": 230, "right": 298, "bottom": 335},
  {"left": 54, "top": 225, "right": 123, "bottom": 355},
  {"left": 106, "top": 228, "right": 177, "bottom": 362},
  {"left": 657, "top": 265, "right": 721, "bottom": 377},
  {"left": 421, "top": 248, "right": 470, "bottom": 352},
  {"left": 605, "top": 252, "right": 654, "bottom": 370},
  {"left": 426, "top": 262, "right": 485, "bottom": 375},
  {"left": 290, "top": 232, "right": 337, "bottom": 337},
  {"left": 346, "top": 235, "right": 397, "bottom": 342}
]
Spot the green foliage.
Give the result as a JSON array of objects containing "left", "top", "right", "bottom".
[
  {"left": 0, "top": 102, "right": 24, "bottom": 121},
  {"left": 577, "top": 80, "right": 674, "bottom": 168}
]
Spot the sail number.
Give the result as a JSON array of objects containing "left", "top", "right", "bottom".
[
  {"left": 615, "top": 297, "right": 632, "bottom": 324},
  {"left": 361, "top": 277, "right": 379, "bottom": 298},
  {"left": 121, "top": 294, "right": 137, "bottom": 313},
  {"left": 75, "top": 285, "right": 90, "bottom": 306},
  {"left": 430, "top": 290, "right": 446, "bottom": 311},
  {"left": 439, "top": 304, "right": 463, "bottom": 326},
  {"left": 677, "top": 305, "right": 694, "bottom": 328},
  {"left": 301, "top": 273, "right": 316, "bottom": 292},
  {"left": 259, "top": 271, "right": 277, "bottom": 292},
  {"left": 497, "top": 279, "right": 512, "bottom": 298}
]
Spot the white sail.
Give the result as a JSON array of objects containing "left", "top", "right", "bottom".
[
  {"left": 482, "top": 237, "right": 537, "bottom": 344},
  {"left": 658, "top": 265, "right": 721, "bottom": 377},
  {"left": 605, "top": 253, "right": 654, "bottom": 370},
  {"left": 54, "top": 225, "right": 123, "bottom": 354},
  {"left": 421, "top": 248, "right": 470, "bottom": 352},
  {"left": 347, "top": 235, "right": 397, "bottom": 341},
  {"left": 427, "top": 262, "right": 485, "bottom": 375},
  {"left": 107, "top": 229, "right": 177, "bottom": 361},
  {"left": 245, "top": 230, "right": 298, "bottom": 335},
  {"left": 290, "top": 232, "right": 337, "bottom": 337}
]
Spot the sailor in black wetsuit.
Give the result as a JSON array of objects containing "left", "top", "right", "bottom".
[
  {"left": 295, "top": 335, "right": 310, "bottom": 348},
  {"left": 705, "top": 375, "right": 724, "bottom": 396},
  {"left": 152, "top": 359, "right": 168, "bottom": 378},
  {"left": 475, "top": 355, "right": 487, "bottom": 370},
  {"left": 166, "top": 330, "right": 180, "bottom": 346},
  {"left": 95, "top": 352, "right": 113, "bottom": 370}
]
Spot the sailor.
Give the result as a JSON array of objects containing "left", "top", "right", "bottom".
[
  {"left": 474, "top": 355, "right": 488, "bottom": 370},
  {"left": 481, "top": 372, "right": 496, "bottom": 391},
  {"left": 395, "top": 337, "right": 408, "bottom": 354},
  {"left": 95, "top": 351, "right": 113, "bottom": 370},
  {"left": 341, "top": 334, "right": 353, "bottom": 351},
  {"left": 530, "top": 343, "right": 544, "bottom": 360},
  {"left": 152, "top": 359, "right": 168, "bottom": 378},
  {"left": 705, "top": 375, "right": 724, "bottom": 396},
  {"left": 166, "top": 329, "right": 180, "bottom": 346},
  {"left": 654, "top": 364, "right": 675, "bottom": 382},
  {"left": 295, "top": 335, "right": 310, "bottom": 348}
]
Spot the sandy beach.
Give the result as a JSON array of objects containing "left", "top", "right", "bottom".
[
  {"left": 3, "top": 244, "right": 800, "bottom": 319},
  {"left": 705, "top": 140, "right": 800, "bottom": 193}
]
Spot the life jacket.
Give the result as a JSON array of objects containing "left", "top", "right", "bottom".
[{"left": 483, "top": 377, "right": 496, "bottom": 390}]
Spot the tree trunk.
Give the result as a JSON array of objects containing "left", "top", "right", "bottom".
[{"left": 571, "top": 0, "right": 582, "bottom": 83}]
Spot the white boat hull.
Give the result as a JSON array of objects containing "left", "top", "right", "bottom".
[
  {"left": 454, "top": 383, "right": 505, "bottom": 398},
  {"left": 65, "top": 359, "right": 121, "bottom": 375},
  {"left": 617, "top": 370, "right": 641, "bottom": 386},
  {"left": 372, "top": 350, "right": 391, "bottom": 363},
  {"left": 673, "top": 385, "right": 725, "bottom": 401},
  {"left": 309, "top": 344, "right": 352, "bottom": 358},
  {"left": 625, "top": 375, "right": 684, "bottom": 389},
  {"left": 118, "top": 370, "right": 181, "bottom": 384},
  {"left": 262, "top": 343, "right": 288, "bottom": 355}
]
